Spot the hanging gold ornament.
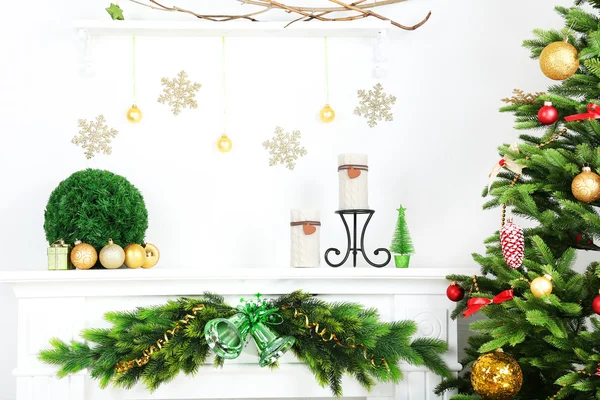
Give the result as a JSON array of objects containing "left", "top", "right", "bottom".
[
  {"left": 530, "top": 274, "right": 553, "bottom": 298},
  {"left": 99, "top": 239, "right": 125, "bottom": 269},
  {"left": 539, "top": 41, "right": 579, "bottom": 80},
  {"left": 126, "top": 104, "right": 143, "bottom": 123},
  {"left": 320, "top": 104, "right": 335, "bottom": 123},
  {"left": 124, "top": 244, "right": 146, "bottom": 269},
  {"left": 572, "top": 165, "right": 600, "bottom": 203},
  {"left": 142, "top": 242, "right": 160, "bottom": 269},
  {"left": 471, "top": 350, "right": 523, "bottom": 400},
  {"left": 71, "top": 240, "right": 98, "bottom": 270},
  {"left": 217, "top": 134, "right": 232, "bottom": 153}
]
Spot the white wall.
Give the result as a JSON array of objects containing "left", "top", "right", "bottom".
[{"left": 0, "top": 0, "right": 579, "bottom": 398}]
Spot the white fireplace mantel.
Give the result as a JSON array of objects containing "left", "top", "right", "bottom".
[{"left": 1, "top": 267, "right": 478, "bottom": 400}]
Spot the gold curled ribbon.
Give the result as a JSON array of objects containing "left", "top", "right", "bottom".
[
  {"left": 292, "top": 308, "right": 390, "bottom": 371},
  {"left": 115, "top": 304, "right": 205, "bottom": 373}
]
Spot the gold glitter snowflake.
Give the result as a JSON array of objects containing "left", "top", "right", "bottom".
[
  {"left": 263, "top": 126, "right": 307, "bottom": 170},
  {"left": 157, "top": 70, "right": 201, "bottom": 116},
  {"left": 501, "top": 89, "right": 545, "bottom": 105},
  {"left": 72, "top": 115, "right": 118, "bottom": 159},
  {"left": 354, "top": 83, "right": 397, "bottom": 128}
]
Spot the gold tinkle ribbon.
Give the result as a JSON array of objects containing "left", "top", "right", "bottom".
[
  {"left": 292, "top": 308, "right": 390, "bottom": 371},
  {"left": 115, "top": 304, "right": 205, "bottom": 373}
]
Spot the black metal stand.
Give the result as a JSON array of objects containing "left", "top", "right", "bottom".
[{"left": 325, "top": 209, "right": 391, "bottom": 268}]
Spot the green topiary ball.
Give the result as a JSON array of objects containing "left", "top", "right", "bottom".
[{"left": 44, "top": 169, "right": 148, "bottom": 250}]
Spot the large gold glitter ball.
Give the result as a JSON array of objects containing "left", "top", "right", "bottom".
[
  {"left": 70, "top": 240, "right": 98, "bottom": 270},
  {"left": 126, "top": 104, "right": 143, "bottom": 123},
  {"left": 217, "top": 134, "right": 232, "bottom": 153},
  {"left": 530, "top": 274, "right": 553, "bottom": 298},
  {"left": 471, "top": 351, "right": 522, "bottom": 400},
  {"left": 539, "top": 41, "right": 579, "bottom": 80},
  {"left": 572, "top": 166, "right": 600, "bottom": 203},
  {"left": 124, "top": 244, "right": 146, "bottom": 269},
  {"left": 99, "top": 239, "right": 125, "bottom": 269},
  {"left": 141, "top": 242, "right": 160, "bottom": 269},
  {"left": 320, "top": 104, "right": 335, "bottom": 123}
]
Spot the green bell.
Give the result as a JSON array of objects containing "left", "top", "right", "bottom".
[
  {"left": 250, "top": 321, "right": 296, "bottom": 367},
  {"left": 204, "top": 313, "right": 251, "bottom": 359}
]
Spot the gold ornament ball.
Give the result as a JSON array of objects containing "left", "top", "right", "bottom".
[
  {"left": 217, "top": 134, "right": 232, "bottom": 153},
  {"left": 530, "top": 274, "right": 553, "bottom": 298},
  {"left": 320, "top": 104, "right": 335, "bottom": 123},
  {"left": 142, "top": 242, "right": 160, "bottom": 269},
  {"left": 99, "top": 239, "right": 125, "bottom": 269},
  {"left": 572, "top": 166, "right": 600, "bottom": 203},
  {"left": 124, "top": 244, "right": 146, "bottom": 269},
  {"left": 126, "top": 104, "right": 143, "bottom": 123},
  {"left": 71, "top": 240, "right": 98, "bottom": 270},
  {"left": 471, "top": 351, "right": 523, "bottom": 400},
  {"left": 539, "top": 41, "right": 579, "bottom": 80}
]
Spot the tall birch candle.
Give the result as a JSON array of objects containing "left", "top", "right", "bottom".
[
  {"left": 338, "top": 153, "right": 369, "bottom": 210},
  {"left": 290, "top": 209, "right": 321, "bottom": 268}
]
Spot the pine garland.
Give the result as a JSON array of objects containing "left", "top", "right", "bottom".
[{"left": 39, "top": 291, "right": 451, "bottom": 397}]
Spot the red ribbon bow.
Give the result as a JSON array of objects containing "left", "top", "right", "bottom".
[
  {"left": 565, "top": 103, "right": 600, "bottom": 122},
  {"left": 463, "top": 289, "right": 514, "bottom": 318}
]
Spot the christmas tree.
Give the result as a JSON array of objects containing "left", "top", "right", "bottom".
[
  {"left": 436, "top": 2, "right": 600, "bottom": 399},
  {"left": 390, "top": 205, "right": 415, "bottom": 255}
]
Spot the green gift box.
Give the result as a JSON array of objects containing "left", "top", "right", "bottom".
[{"left": 47, "top": 239, "right": 74, "bottom": 270}]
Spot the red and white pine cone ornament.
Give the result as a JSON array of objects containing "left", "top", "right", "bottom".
[{"left": 500, "top": 219, "right": 524, "bottom": 269}]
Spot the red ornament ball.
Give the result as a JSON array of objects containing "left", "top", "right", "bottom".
[
  {"left": 446, "top": 282, "right": 465, "bottom": 302},
  {"left": 538, "top": 101, "right": 558, "bottom": 125},
  {"left": 592, "top": 294, "right": 600, "bottom": 315}
]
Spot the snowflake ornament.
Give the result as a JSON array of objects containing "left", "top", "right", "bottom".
[
  {"left": 263, "top": 126, "right": 307, "bottom": 170},
  {"left": 354, "top": 83, "right": 397, "bottom": 128},
  {"left": 157, "top": 70, "right": 201, "bottom": 116},
  {"left": 72, "top": 115, "right": 118, "bottom": 159}
]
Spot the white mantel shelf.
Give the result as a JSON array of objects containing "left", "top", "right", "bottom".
[
  {"left": 0, "top": 268, "right": 478, "bottom": 298},
  {"left": 4, "top": 267, "right": 473, "bottom": 399},
  {"left": 74, "top": 20, "right": 393, "bottom": 38}
]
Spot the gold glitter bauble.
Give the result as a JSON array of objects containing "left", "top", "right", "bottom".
[
  {"left": 539, "top": 41, "right": 579, "bottom": 80},
  {"left": 319, "top": 104, "right": 335, "bottom": 123},
  {"left": 471, "top": 351, "right": 522, "bottom": 400},
  {"left": 70, "top": 240, "right": 98, "bottom": 270},
  {"left": 572, "top": 166, "right": 600, "bottom": 203},
  {"left": 99, "top": 239, "right": 125, "bottom": 269},
  {"left": 530, "top": 274, "right": 553, "bottom": 298},
  {"left": 126, "top": 105, "right": 143, "bottom": 123},
  {"left": 124, "top": 244, "right": 146, "bottom": 269},
  {"left": 141, "top": 242, "right": 160, "bottom": 269},
  {"left": 217, "top": 134, "right": 232, "bottom": 153}
]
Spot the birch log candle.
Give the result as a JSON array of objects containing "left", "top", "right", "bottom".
[
  {"left": 338, "top": 153, "right": 369, "bottom": 210},
  {"left": 290, "top": 209, "right": 321, "bottom": 268}
]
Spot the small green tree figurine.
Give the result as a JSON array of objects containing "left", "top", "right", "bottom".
[{"left": 390, "top": 205, "right": 414, "bottom": 268}]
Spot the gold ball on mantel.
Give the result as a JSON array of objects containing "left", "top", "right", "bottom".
[
  {"left": 539, "top": 41, "right": 579, "bottom": 80},
  {"left": 471, "top": 350, "right": 522, "bottom": 400},
  {"left": 142, "top": 242, "right": 160, "bottom": 269},
  {"left": 572, "top": 166, "right": 600, "bottom": 203},
  {"left": 71, "top": 240, "right": 98, "bottom": 270},
  {"left": 124, "top": 244, "right": 146, "bottom": 269},
  {"left": 99, "top": 239, "right": 125, "bottom": 269}
]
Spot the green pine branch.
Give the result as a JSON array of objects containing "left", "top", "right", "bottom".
[{"left": 39, "top": 291, "right": 450, "bottom": 397}]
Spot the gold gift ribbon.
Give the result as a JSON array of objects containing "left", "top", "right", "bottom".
[{"left": 115, "top": 304, "right": 205, "bottom": 373}]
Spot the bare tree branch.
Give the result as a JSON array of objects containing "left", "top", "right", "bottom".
[{"left": 126, "top": 0, "right": 431, "bottom": 30}]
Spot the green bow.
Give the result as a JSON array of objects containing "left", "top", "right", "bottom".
[{"left": 237, "top": 293, "right": 283, "bottom": 326}]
